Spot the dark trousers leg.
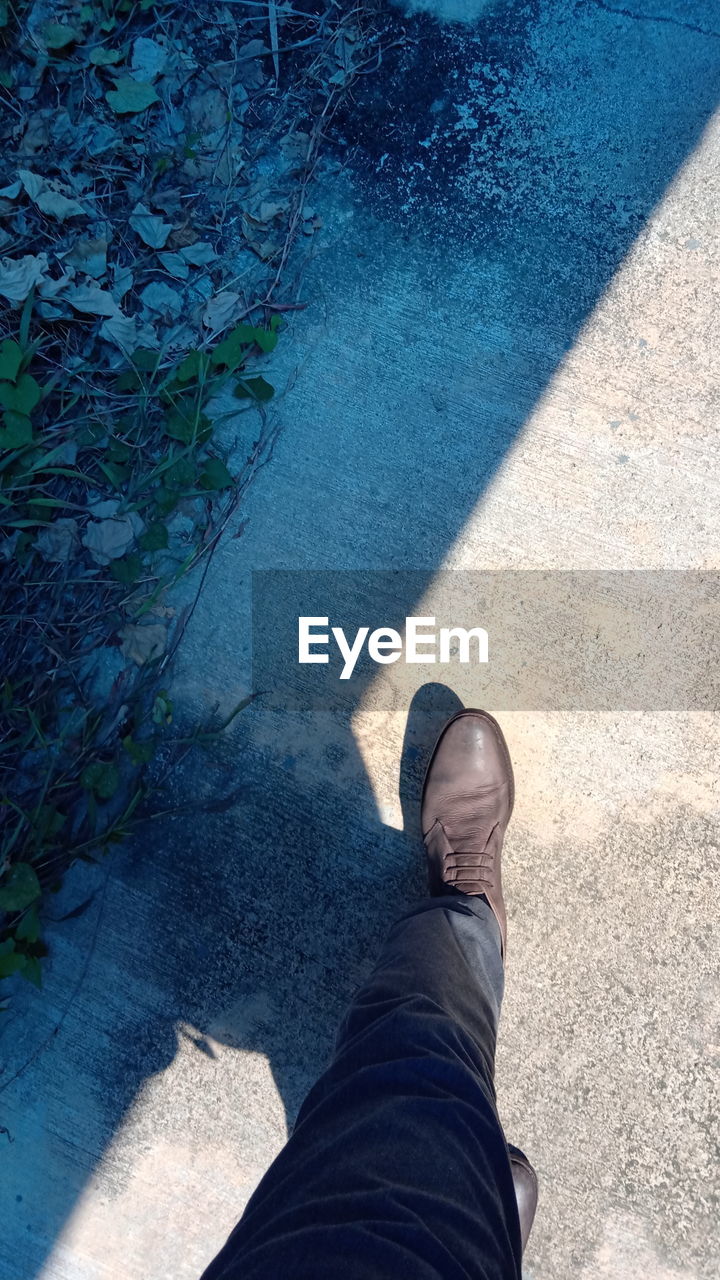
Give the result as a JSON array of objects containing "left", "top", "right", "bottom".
[{"left": 201, "top": 896, "right": 522, "bottom": 1280}]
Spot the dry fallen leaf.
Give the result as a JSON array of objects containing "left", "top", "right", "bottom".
[
  {"left": 100, "top": 313, "right": 158, "bottom": 353},
  {"left": 99, "top": 314, "right": 138, "bottom": 353},
  {"left": 36, "top": 190, "right": 87, "bottom": 221},
  {"left": 17, "top": 169, "right": 44, "bottom": 201},
  {"left": 106, "top": 77, "right": 160, "bottom": 115},
  {"left": 258, "top": 199, "right": 288, "bottom": 222},
  {"left": 33, "top": 518, "right": 79, "bottom": 563},
  {"left": 65, "top": 238, "right": 108, "bottom": 279},
  {"left": 119, "top": 622, "right": 167, "bottom": 666},
  {"left": 129, "top": 202, "right": 172, "bottom": 249},
  {"left": 22, "top": 112, "right": 52, "bottom": 155},
  {"left": 203, "top": 290, "right": 243, "bottom": 332},
  {"left": 111, "top": 264, "right": 134, "bottom": 302},
  {"left": 157, "top": 251, "right": 189, "bottom": 280},
  {"left": 187, "top": 87, "right": 228, "bottom": 137},
  {"left": 38, "top": 269, "right": 75, "bottom": 300},
  {"left": 18, "top": 169, "right": 86, "bottom": 220},
  {"left": 82, "top": 513, "right": 142, "bottom": 564},
  {"left": 66, "top": 285, "right": 121, "bottom": 318},
  {"left": 131, "top": 36, "right": 168, "bottom": 82},
  {"left": 0, "top": 253, "right": 50, "bottom": 303},
  {"left": 180, "top": 241, "right": 217, "bottom": 267},
  {"left": 140, "top": 280, "right": 184, "bottom": 317}
]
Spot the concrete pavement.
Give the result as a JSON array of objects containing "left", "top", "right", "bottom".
[{"left": 2, "top": 2, "right": 719, "bottom": 1277}]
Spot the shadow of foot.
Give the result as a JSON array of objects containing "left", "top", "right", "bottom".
[{"left": 399, "top": 682, "right": 465, "bottom": 844}]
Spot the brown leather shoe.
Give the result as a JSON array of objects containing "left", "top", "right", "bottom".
[
  {"left": 421, "top": 709, "right": 514, "bottom": 958},
  {"left": 508, "top": 1145, "right": 539, "bottom": 1255}
]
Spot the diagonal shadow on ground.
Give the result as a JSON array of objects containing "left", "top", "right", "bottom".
[{"left": 1, "top": 2, "right": 719, "bottom": 1277}]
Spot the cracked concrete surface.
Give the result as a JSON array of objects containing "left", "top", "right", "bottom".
[{"left": 1, "top": 2, "right": 720, "bottom": 1278}]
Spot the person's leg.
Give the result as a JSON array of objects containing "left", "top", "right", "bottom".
[{"left": 201, "top": 710, "right": 532, "bottom": 1280}]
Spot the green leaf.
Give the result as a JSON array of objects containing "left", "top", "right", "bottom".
[
  {"left": 5, "top": 519, "right": 51, "bottom": 528},
  {"left": 155, "top": 487, "right": 179, "bottom": 517},
  {"left": 110, "top": 552, "right": 144, "bottom": 583},
  {"left": 160, "top": 394, "right": 199, "bottom": 445},
  {"left": 36, "top": 805, "right": 65, "bottom": 841},
  {"left": 76, "top": 420, "right": 107, "bottom": 447},
  {"left": 43, "top": 22, "right": 80, "bottom": 49},
  {"left": 15, "top": 905, "right": 40, "bottom": 944},
  {"left": 212, "top": 321, "right": 280, "bottom": 360},
  {"left": 0, "top": 863, "right": 41, "bottom": 912},
  {"left": 26, "top": 707, "right": 46, "bottom": 745},
  {"left": 107, "top": 437, "right": 133, "bottom": 462},
  {"left": 114, "top": 369, "right": 143, "bottom": 393},
  {"left": 0, "top": 939, "right": 27, "bottom": 979},
  {"left": 175, "top": 351, "right": 200, "bottom": 382},
  {"left": 210, "top": 324, "right": 256, "bottom": 371},
  {"left": 19, "top": 289, "right": 34, "bottom": 348},
  {"left": 199, "top": 458, "right": 233, "bottom": 491},
  {"left": 253, "top": 325, "right": 279, "bottom": 354},
  {"left": 90, "top": 47, "right": 123, "bottom": 66},
  {"left": 235, "top": 375, "right": 274, "bottom": 403},
  {"left": 163, "top": 411, "right": 194, "bottom": 444},
  {"left": 0, "top": 375, "right": 42, "bottom": 415},
  {"left": 106, "top": 78, "right": 159, "bottom": 115},
  {"left": 22, "top": 955, "right": 42, "bottom": 988},
  {"left": 162, "top": 455, "right": 196, "bottom": 489},
  {"left": 176, "top": 350, "right": 210, "bottom": 383},
  {"left": 27, "top": 496, "right": 74, "bottom": 509},
  {"left": 152, "top": 691, "right": 173, "bottom": 725},
  {"left": 0, "top": 339, "right": 23, "bottom": 382},
  {"left": 122, "top": 734, "right": 155, "bottom": 765},
  {"left": 131, "top": 348, "right": 161, "bottom": 373},
  {"left": 18, "top": 374, "right": 42, "bottom": 413},
  {"left": 138, "top": 521, "right": 168, "bottom": 552},
  {"left": 98, "top": 460, "right": 130, "bottom": 490},
  {"left": 164, "top": 406, "right": 211, "bottom": 445},
  {"left": 25, "top": 441, "right": 86, "bottom": 472},
  {"left": 81, "top": 760, "right": 120, "bottom": 800},
  {"left": 0, "top": 412, "right": 33, "bottom": 451},
  {"left": 153, "top": 155, "right": 173, "bottom": 178}
]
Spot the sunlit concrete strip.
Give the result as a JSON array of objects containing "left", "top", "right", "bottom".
[{"left": 348, "top": 98, "right": 720, "bottom": 1280}]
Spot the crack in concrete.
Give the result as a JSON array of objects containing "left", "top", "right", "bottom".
[{"left": 590, "top": 0, "right": 720, "bottom": 39}]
